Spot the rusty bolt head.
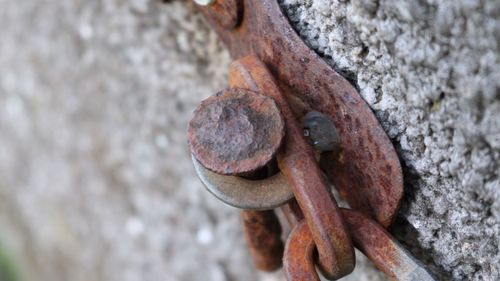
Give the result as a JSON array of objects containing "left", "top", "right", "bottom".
[{"left": 188, "top": 88, "right": 285, "bottom": 175}]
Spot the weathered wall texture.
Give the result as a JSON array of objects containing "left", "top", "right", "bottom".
[
  {"left": 280, "top": 1, "right": 500, "bottom": 280},
  {"left": 0, "top": 0, "right": 498, "bottom": 281}
]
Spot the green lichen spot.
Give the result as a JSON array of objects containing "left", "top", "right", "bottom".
[{"left": 0, "top": 242, "right": 19, "bottom": 281}]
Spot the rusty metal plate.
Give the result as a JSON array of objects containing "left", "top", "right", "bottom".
[{"left": 199, "top": 0, "right": 404, "bottom": 228}]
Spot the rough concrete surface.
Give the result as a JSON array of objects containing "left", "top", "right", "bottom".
[
  {"left": 280, "top": 0, "right": 500, "bottom": 280},
  {"left": 0, "top": 0, "right": 498, "bottom": 281}
]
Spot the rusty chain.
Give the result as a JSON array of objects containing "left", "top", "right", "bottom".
[
  {"left": 188, "top": 56, "right": 437, "bottom": 280},
  {"left": 228, "top": 57, "right": 355, "bottom": 279},
  {"left": 181, "top": 0, "right": 438, "bottom": 280}
]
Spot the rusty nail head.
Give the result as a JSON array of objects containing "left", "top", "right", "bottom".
[{"left": 188, "top": 88, "right": 285, "bottom": 176}]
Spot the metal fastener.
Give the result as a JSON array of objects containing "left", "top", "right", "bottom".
[
  {"left": 191, "top": 155, "right": 294, "bottom": 210},
  {"left": 188, "top": 88, "right": 285, "bottom": 176}
]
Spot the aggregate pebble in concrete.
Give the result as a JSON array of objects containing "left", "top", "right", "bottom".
[{"left": 280, "top": 0, "right": 500, "bottom": 280}]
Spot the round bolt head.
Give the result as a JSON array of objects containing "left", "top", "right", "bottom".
[{"left": 188, "top": 88, "right": 285, "bottom": 175}]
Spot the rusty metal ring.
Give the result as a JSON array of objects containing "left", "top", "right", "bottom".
[
  {"left": 283, "top": 210, "right": 437, "bottom": 281},
  {"left": 283, "top": 220, "right": 319, "bottom": 281},
  {"left": 192, "top": 155, "right": 294, "bottom": 210}
]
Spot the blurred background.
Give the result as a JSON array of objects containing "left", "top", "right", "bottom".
[{"left": 0, "top": 0, "right": 498, "bottom": 281}]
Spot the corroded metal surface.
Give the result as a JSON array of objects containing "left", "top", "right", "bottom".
[
  {"left": 191, "top": 155, "right": 294, "bottom": 210},
  {"left": 343, "top": 209, "right": 436, "bottom": 281},
  {"left": 208, "top": 0, "right": 242, "bottom": 29},
  {"left": 241, "top": 210, "right": 284, "bottom": 272},
  {"left": 199, "top": 0, "right": 403, "bottom": 228},
  {"left": 187, "top": 88, "right": 285, "bottom": 175},
  {"left": 229, "top": 56, "right": 355, "bottom": 279},
  {"left": 283, "top": 221, "right": 317, "bottom": 281},
  {"left": 284, "top": 210, "right": 437, "bottom": 281}
]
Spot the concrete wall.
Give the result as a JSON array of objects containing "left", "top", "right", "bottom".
[
  {"left": 280, "top": 1, "right": 500, "bottom": 280},
  {"left": 0, "top": 0, "right": 498, "bottom": 280}
]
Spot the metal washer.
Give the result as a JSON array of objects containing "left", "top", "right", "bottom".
[{"left": 192, "top": 155, "right": 294, "bottom": 210}]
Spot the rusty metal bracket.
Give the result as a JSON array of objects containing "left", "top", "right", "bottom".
[{"left": 198, "top": 0, "right": 403, "bottom": 228}]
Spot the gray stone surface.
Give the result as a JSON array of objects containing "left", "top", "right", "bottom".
[
  {"left": 280, "top": 0, "right": 500, "bottom": 280},
  {"left": 0, "top": 0, "right": 498, "bottom": 281}
]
